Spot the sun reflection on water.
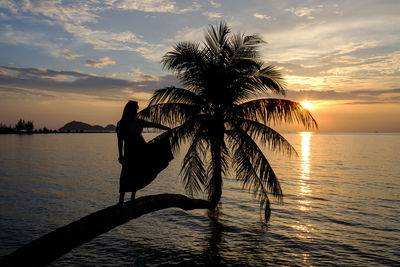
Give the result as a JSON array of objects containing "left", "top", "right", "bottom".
[
  {"left": 294, "top": 132, "right": 314, "bottom": 258},
  {"left": 300, "top": 132, "right": 312, "bottom": 200}
]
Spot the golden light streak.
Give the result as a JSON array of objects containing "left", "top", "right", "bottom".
[
  {"left": 299, "top": 132, "right": 312, "bottom": 208},
  {"left": 293, "top": 132, "right": 314, "bottom": 247}
]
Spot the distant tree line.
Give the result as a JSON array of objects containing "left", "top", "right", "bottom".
[{"left": 0, "top": 119, "right": 57, "bottom": 134}]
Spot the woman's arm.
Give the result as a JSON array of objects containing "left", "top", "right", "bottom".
[
  {"left": 117, "top": 128, "right": 124, "bottom": 164},
  {"left": 142, "top": 120, "right": 171, "bottom": 131}
]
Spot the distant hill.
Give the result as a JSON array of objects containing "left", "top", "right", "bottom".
[
  {"left": 104, "top": 124, "right": 116, "bottom": 131},
  {"left": 59, "top": 121, "right": 116, "bottom": 132}
]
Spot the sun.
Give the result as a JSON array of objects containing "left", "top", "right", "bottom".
[{"left": 301, "top": 100, "right": 313, "bottom": 110}]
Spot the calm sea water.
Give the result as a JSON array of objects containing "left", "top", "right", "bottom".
[{"left": 0, "top": 132, "right": 399, "bottom": 266}]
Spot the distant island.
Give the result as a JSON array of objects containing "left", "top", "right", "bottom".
[
  {"left": 1, "top": 119, "right": 166, "bottom": 134},
  {"left": 59, "top": 121, "right": 116, "bottom": 133},
  {"left": 0, "top": 119, "right": 115, "bottom": 134}
]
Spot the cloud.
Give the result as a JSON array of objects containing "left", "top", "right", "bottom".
[
  {"left": 60, "top": 23, "right": 169, "bottom": 61},
  {"left": 111, "top": 0, "right": 200, "bottom": 14},
  {"left": 0, "top": 24, "right": 84, "bottom": 60},
  {"left": 274, "top": 50, "right": 400, "bottom": 79},
  {"left": 130, "top": 68, "right": 161, "bottom": 82},
  {"left": 171, "top": 25, "right": 207, "bottom": 44},
  {"left": 259, "top": 13, "right": 400, "bottom": 64},
  {"left": 0, "top": 24, "right": 41, "bottom": 45},
  {"left": 1, "top": 0, "right": 202, "bottom": 24},
  {"left": 2, "top": 65, "right": 399, "bottom": 106},
  {"left": 209, "top": 0, "right": 221, "bottom": 8},
  {"left": 274, "top": 51, "right": 400, "bottom": 93},
  {"left": 63, "top": 24, "right": 146, "bottom": 47},
  {"left": 285, "top": 88, "right": 400, "bottom": 104},
  {"left": 134, "top": 44, "right": 170, "bottom": 61},
  {"left": 112, "top": 0, "right": 176, "bottom": 13},
  {"left": 343, "top": 100, "right": 400, "bottom": 105},
  {"left": 0, "top": 1, "right": 190, "bottom": 61},
  {"left": 0, "top": 65, "right": 178, "bottom": 101},
  {"left": 0, "top": 0, "right": 19, "bottom": 14},
  {"left": 0, "top": 11, "right": 9, "bottom": 19},
  {"left": 63, "top": 53, "right": 83, "bottom": 60},
  {"left": 0, "top": 86, "right": 56, "bottom": 98},
  {"left": 1, "top": 65, "right": 88, "bottom": 79},
  {"left": 173, "top": 2, "right": 201, "bottom": 14},
  {"left": 84, "top": 57, "right": 116, "bottom": 68},
  {"left": 334, "top": 42, "right": 378, "bottom": 56},
  {"left": 203, "top": 11, "right": 223, "bottom": 20},
  {"left": 13, "top": 0, "right": 99, "bottom": 24},
  {"left": 285, "top": 6, "right": 322, "bottom": 19},
  {"left": 324, "top": 52, "right": 400, "bottom": 76},
  {"left": 254, "top": 13, "right": 271, "bottom": 20}
]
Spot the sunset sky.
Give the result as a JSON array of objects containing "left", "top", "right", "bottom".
[{"left": 0, "top": 0, "right": 399, "bottom": 131}]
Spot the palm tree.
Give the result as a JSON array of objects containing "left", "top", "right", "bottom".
[{"left": 139, "top": 22, "right": 318, "bottom": 222}]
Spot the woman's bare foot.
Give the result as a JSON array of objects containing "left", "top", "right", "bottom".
[{"left": 118, "top": 193, "right": 125, "bottom": 206}]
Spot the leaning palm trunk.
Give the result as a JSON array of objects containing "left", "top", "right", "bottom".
[{"left": 1, "top": 194, "right": 212, "bottom": 266}]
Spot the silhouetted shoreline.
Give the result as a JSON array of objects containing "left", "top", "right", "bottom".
[
  {"left": 0, "top": 131, "right": 115, "bottom": 135},
  {"left": 0, "top": 130, "right": 166, "bottom": 135},
  {"left": 0, "top": 120, "right": 117, "bottom": 134}
]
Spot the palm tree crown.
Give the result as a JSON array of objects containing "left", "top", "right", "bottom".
[{"left": 139, "top": 22, "right": 318, "bottom": 222}]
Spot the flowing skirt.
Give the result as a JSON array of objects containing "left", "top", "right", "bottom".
[{"left": 119, "top": 135, "right": 173, "bottom": 193}]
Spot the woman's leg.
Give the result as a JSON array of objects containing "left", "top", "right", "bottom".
[{"left": 118, "top": 192, "right": 125, "bottom": 205}]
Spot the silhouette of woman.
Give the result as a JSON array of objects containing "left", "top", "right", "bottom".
[{"left": 117, "top": 100, "right": 171, "bottom": 205}]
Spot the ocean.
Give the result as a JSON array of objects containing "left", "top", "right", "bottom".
[{"left": 0, "top": 132, "right": 399, "bottom": 266}]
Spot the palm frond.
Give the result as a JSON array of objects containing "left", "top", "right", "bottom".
[
  {"left": 138, "top": 102, "right": 199, "bottom": 127},
  {"left": 161, "top": 41, "right": 208, "bottom": 92},
  {"left": 226, "top": 129, "right": 280, "bottom": 222},
  {"left": 229, "top": 118, "right": 298, "bottom": 157},
  {"left": 228, "top": 75, "right": 263, "bottom": 102},
  {"left": 235, "top": 98, "right": 318, "bottom": 129},
  {"left": 262, "top": 195, "right": 271, "bottom": 222},
  {"left": 203, "top": 21, "right": 231, "bottom": 62},
  {"left": 227, "top": 128, "right": 282, "bottom": 200},
  {"left": 231, "top": 66, "right": 285, "bottom": 98},
  {"left": 149, "top": 87, "right": 207, "bottom": 108},
  {"left": 162, "top": 41, "right": 203, "bottom": 72},
  {"left": 230, "top": 33, "right": 264, "bottom": 61},
  {"left": 180, "top": 128, "right": 209, "bottom": 196},
  {"left": 168, "top": 114, "right": 210, "bottom": 153},
  {"left": 256, "top": 65, "right": 286, "bottom": 95},
  {"left": 224, "top": 65, "right": 285, "bottom": 102}
]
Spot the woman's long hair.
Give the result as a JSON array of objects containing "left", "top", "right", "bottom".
[
  {"left": 119, "top": 101, "right": 139, "bottom": 133},
  {"left": 121, "top": 101, "right": 139, "bottom": 122}
]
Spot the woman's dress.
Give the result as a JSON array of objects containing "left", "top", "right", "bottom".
[{"left": 117, "top": 119, "right": 173, "bottom": 193}]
